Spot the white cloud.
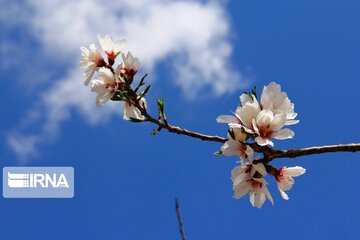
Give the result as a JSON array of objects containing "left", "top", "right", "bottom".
[{"left": 5, "top": 0, "right": 248, "bottom": 159}]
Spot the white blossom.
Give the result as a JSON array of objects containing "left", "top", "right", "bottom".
[
  {"left": 234, "top": 93, "right": 261, "bottom": 132},
  {"left": 231, "top": 162, "right": 273, "bottom": 208},
  {"left": 261, "top": 82, "right": 299, "bottom": 125},
  {"left": 80, "top": 44, "right": 104, "bottom": 86},
  {"left": 217, "top": 82, "right": 298, "bottom": 147},
  {"left": 276, "top": 166, "right": 306, "bottom": 200},
  {"left": 98, "top": 34, "right": 127, "bottom": 59},
  {"left": 123, "top": 98, "right": 146, "bottom": 121},
  {"left": 121, "top": 51, "right": 140, "bottom": 77},
  {"left": 252, "top": 110, "right": 294, "bottom": 146},
  {"left": 221, "top": 141, "right": 253, "bottom": 163},
  {"left": 90, "top": 68, "right": 119, "bottom": 106}
]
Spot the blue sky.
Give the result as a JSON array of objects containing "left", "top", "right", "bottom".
[{"left": 1, "top": 0, "right": 360, "bottom": 239}]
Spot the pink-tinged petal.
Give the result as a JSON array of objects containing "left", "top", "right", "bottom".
[
  {"left": 272, "top": 128, "right": 294, "bottom": 140},
  {"left": 250, "top": 190, "right": 266, "bottom": 209},
  {"left": 232, "top": 172, "right": 248, "bottom": 186},
  {"left": 221, "top": 140, "right": 243, "bottom": 156},
  {"left": 216, "top": 115, "right": 238, "bottom": 124},
  {"left": 234, "top": 183, "right": 249, "bottom": 199},
  {"left": 122, "top": 51, "right": 140, "bottom": 71},
  {"left": 277, "top": 183, "right": 289, "bottom": 200},
  {"left": 278, "top": 175, "right": 294, "bottom": 191},
  {"left": 231, "top": 166, "right": 246, "bottom": 180},
  {"left": 255, "top": 136, "right": 274, "bottom": 147},
  {"left": 283, "top": 166, "right": 306, "bottom": 177},
  {"left": 249, "top": 192, "right": 256, "bottom": 207},
  {"left": 252, "top": 163, "right": 266, "bottom": 176},
  {"left": 263, "top": 184, "right": 274, "bottom": 205},
  {"left": 245, "top": 146, "right": 254, "bottom": 160}
]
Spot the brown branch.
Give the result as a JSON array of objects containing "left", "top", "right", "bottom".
[
  {"left": 175, "top": 198, "right": 186, "bottom": 240},
  {"left": 127, "top": 86, "right": 360, "bottom": 161},
  {"left": 253, "top": 143, "right": 360, "bottom": 164},
  {"left": 131, "top": 91, "right": 226, "bottom": 143}
]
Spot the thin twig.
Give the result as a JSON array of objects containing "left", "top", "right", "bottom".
[
  {"left": 130, "top": 90, "right": 226, "bottom": 143},
  {"left": 175, "top": 198, "right": 186, "bottom": 240}
]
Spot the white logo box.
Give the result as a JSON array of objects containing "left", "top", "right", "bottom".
[{"left": 3, "top": 167, "right": 74, "bottom": 198}]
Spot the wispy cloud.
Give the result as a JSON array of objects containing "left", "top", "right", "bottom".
[{"left": 4, "top": 0, "right": 247, "bottom": 160}]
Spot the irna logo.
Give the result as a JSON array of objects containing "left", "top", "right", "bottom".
[
  {"left": 8, "top": 172, "right": 69, "bottom": 188},
  {"left": 3, "top": 167, "right": 74, "bottom": 198}
]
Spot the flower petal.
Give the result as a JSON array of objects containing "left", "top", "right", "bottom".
[
  {"left": 216, "top": 115, "right": 239, "bottom": 124},
  {"left": 272, "top": 128, "right": 294, "bottom": 140},
  {"left": 252, "top": 163, "right": 267, "bottom": 176},
  {"left": 234, "top": 182, "right": 249, "bottom": 199},
  {"left": 221, "top": 140, "right": 243, "bottom": 156},
  {"left": 283, "top": 166, "right": 306, "bottom": 177},
  {"left": 277, "top": 182, "right": 289, "bottom": 200},
  {"left": 263, "top": 184, "right": 274, "bottom": 205},
  {"left": 113, "top": 39, "right": 127, "bottom": 55},
  {"left": 255, "top": 136, "right": 274, "bottom": 147}
]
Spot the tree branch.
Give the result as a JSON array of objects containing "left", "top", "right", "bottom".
[
  {"left": 130, "top": 90, "right": 226, "bottom": 143},
  {"left": 251, "top": 143, "right": 360, "bottom": 164},
  {"left": 175, "top": 198, "right": 186, "bottom": 240},
  {"left": 128, "top": 87, "right": 360, "bottom": 161}
]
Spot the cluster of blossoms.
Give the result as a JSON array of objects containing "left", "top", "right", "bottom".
[
  {"left": 217, "top": 83, "right": 306, "bottom": 208},
  {"left": 80, "top": 34, "right": 306, "bottom": 209},
  {"left": 80, "top": 34, "right": 147, "bottom": 121}
]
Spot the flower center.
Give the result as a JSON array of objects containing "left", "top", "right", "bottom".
[
  {"left": 105, "top": 50, "right": 115, "bottom": 60},
  {"left": 250, "top": 179, "right": 262, "bottom": 189},
  {"left": 259, "top": 125, "right": 272, "bottom": 138},
  {"left": 121, "top": 68, "right": 137, "bottom": 77}
]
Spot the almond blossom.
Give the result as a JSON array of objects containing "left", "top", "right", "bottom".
[
  {"left": 123, "top": 98, "right": 146, "bottom": 121},
  {"left": 221, "top": 141, "right": 253, "bottom": 163},
  {"left": 216, "top": 93, "right": 259, "bottom": 127},
  {"left": 261, "top": 82, "right": 299, "bottom": 125},
  {"left": 275, "top": 166, "right": 306, "bottom": 200},
  {"left": 120, "top": 52, "right": 140, "bottom": 80},
  {"left": 98, "top": 34, "right": 127, "bottom": 60},
  {"left": 217, "top": 82, "right": 298, "bottom": 147},
  {"left": 91, "top": 68, "right": 120, "bottom": 106},
  {"left": 252, "top": 110, "right": 294, "bottom": 146},
  {"left": 80, "top": 44, "right": 105, "bottom": 86},
  {"left": 231, "top": 160, "right": 273, "bottom": 208},
  {"left": 234, "top": 93, "right": 261, "bottom": 131}
]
